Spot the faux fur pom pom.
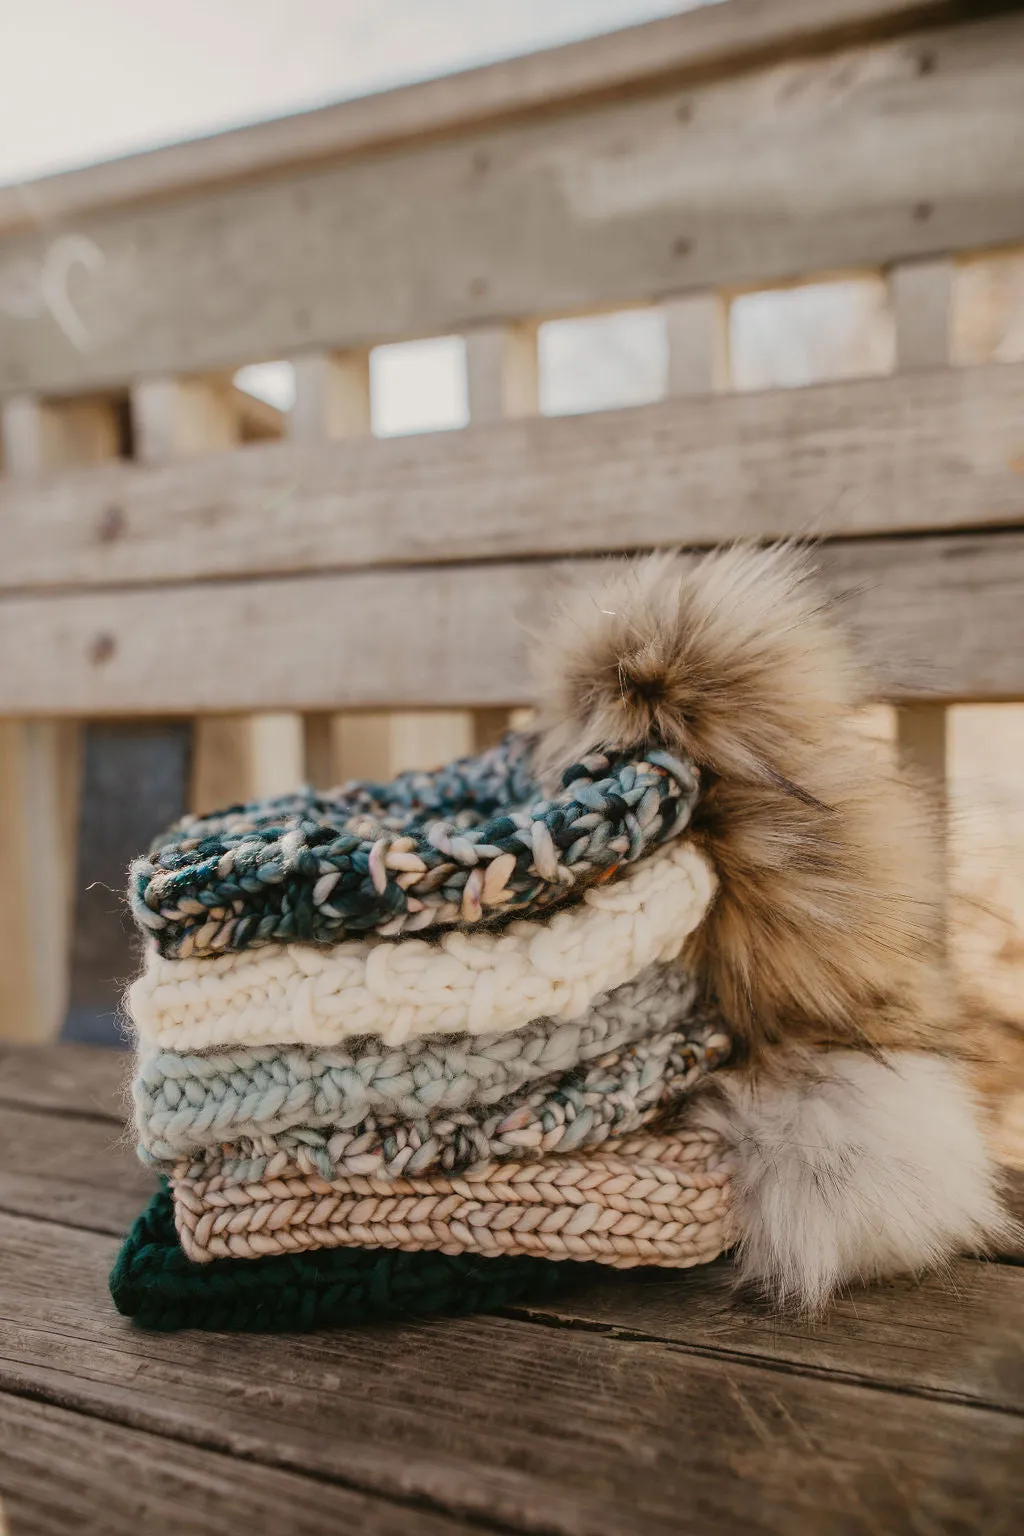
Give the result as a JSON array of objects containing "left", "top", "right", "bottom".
[
  {"left": 688, "top": 1051, "right": 1012, "bottom": 1310},
  {"left": 532, "top": 546, "right": 953, "bottom": 1059}
]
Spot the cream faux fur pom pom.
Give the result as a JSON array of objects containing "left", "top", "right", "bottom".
[{"left": 689, "top": 1050, "right": 1012, "bottom": 1310}]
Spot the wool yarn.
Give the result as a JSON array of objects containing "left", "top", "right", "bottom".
[
  {"left": 128, "top": 840, "right": 716, "bottom": 1050},
  {"left": 111, "top": 1184, "right": 578, "bottom": 1333},
  {"left": 164, "top": 1017, "right": 732, "bottom": 1183},
  {"left": 130, "top": 740, "right": 700, "bottom": 959},
  {"left": 134, "top": 963, "right": 707, "bottom": 1162},
  {"left": 171, "top": 1130, "right": 735, "bottom": 1268}
]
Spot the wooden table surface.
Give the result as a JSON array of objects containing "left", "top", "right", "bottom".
[{"left": 0, "top": 1043, "right": 1022, "bottom": 1536}]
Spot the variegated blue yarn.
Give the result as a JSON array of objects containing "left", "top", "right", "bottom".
[
  {"left": 134, "top": 964, "right": 702, "bottom": 1162},
  {"left": 129, "top": 734, "right": 700, "bottom": 960},
  {"left": 165, "top": 1014, "right": 731, "bottom": 1185}
]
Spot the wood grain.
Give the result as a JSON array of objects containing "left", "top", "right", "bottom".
[
  {"left": 1, "top": 13, "right": 1022, "bottom": 394},
  {"left": 3, "top": 1086, "right": 1022, "bottom": 1414},
  {"left": 0, "top": 1213, "right": 1021, "bottom": 1536},
  {"left": 2, "top": 1047, "right": 1022, "bottom": 1532},
  {"left": 0, "top": 0, "right": 971, "bottom": 238},
  {"left": 0, "top": 1043, "right": 126, "bottom": 1121},
  {"left": 0, "top": 1393, "right": 475, "bottom": 1536},
  {"left": 2, "top": 362, "right": 1022, "bottom": 592},
  {"left": 0, "top": 531, "right": 1020, "bottom": 716},
  {"left": 507, "top": 1259, "right": 1024, "bottom": 1413},
  {"left": 0, "top": 1103, "right": 152, "bottom": 1236},
  {"left": 0, "top": 722, "right": 80, "bottom": 1043}
]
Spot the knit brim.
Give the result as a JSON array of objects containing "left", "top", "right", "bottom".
[
  {"left": 133, "top": 964, "right": 707, "bottom": 1166},
  {"left": 128, "top": 840, "right": 715, "bottom": 1051},
  {"left": 170, "top": 1131, "right": 735, "bottom": 1268},
  {"left": 110, "top": 1184, "right": 584, "bottom": 1332},
  {"left": 130, "top": 738, "right": 700, "bottom": 959}
]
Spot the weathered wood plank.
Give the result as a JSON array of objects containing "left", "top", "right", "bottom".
[
  {"left": 3, "top": 1086, "right": 1023, "bottom": 1416},
  {"left": 0, "top": 1, "right": 965, "bottom": 241},
  {"left": 0, "top": 1043, "right": 126, "bottom": 1121},
  {"left": 0, "top": 1104, "right": 151, "bottom": 1236},
  {"left": 2, "top": 13, "right": 1022, "bottom": 394},
  {"left": 0, "top": 1393, "right": 475, "bottom": 1536},
  {"left": 0, "top": 1214, "right": 1020, "bottom": 1536},
  {"left": 507, "top": 1259, "right": 1024, "bottom": 1413},
  {"left": 0, "top": 531, "right": 1021, "bottom": 716},
  {"left": 2, "top": 363, "right": 1022, "bottom": 591}
]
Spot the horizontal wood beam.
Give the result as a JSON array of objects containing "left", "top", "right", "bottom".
[
  {"left": 0, "top": 532, "right": 1020, "bottom": 716},
  {"left": 1, "top": 362, "right": 1022, "bottom": 591},
  {"left": 1, "top": 12, "right": 1021, "bottom": 395},
  {"left": 0, "top": 1, "right": 971, "bottom": 240}
]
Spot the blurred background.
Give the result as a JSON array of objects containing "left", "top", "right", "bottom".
[{"left": 0, "top": 0, "right": 1021, "bottom": 1156}]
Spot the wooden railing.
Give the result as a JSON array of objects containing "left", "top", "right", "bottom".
[{"left": 1, "top": 0, "right": 1022, "bottom": 1038}]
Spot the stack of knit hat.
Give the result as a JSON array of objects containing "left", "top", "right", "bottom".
[
  {"left": 114, "top": 729, "right": 735, "bottom": 1330},
  {"left": 112, "top": 547, "right": 1008, "bottom": 1331}
]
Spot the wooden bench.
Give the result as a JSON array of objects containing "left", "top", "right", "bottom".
[
  {"left": 0, "top": 5, "right": 1023, "bottom": 1527},
  {"left": 1, "top": 0, "right": 1024, "bottom": 1039},
  {"left": 0, "top": 1040, "right": 1021, "bottom": 1532}
]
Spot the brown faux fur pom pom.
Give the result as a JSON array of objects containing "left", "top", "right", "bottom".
[{"left": 533, "top": 546, "right": 953, "bottom": 1059}]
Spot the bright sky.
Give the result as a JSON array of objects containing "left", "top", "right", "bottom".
[{"left": 0, "top": 0, "right": 707, "bottom": 186}]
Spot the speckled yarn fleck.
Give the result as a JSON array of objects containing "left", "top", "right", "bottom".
[
  {"left": 172, "top": 1130, "right": 735, "bottom": 1267},
  {"left": 128, "top": 841, "right": 716, "bottom": 1050},
  {"left": 110, "top": 1184, "right": 577, "bottom": 1333},
  {"left": 165, "top": 1016, "right": 732, "bottom": 1184},
  {"left": 134, "top": 963, "right": 705, "bottom": 1163},
  {"left": 130, "top": 737, "right": 700, "bottom": 959}
]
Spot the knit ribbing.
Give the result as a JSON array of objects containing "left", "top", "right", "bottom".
[
  {"left": 171, "top": 1130, "right": 734, "bottom": 1267},
  {"left": 134, "top": 963, "right": 707, "bottom": 1160},
  {"left": 163, "top": 1016, "right": 732, "bottom": 1183},
  {"left": 131, "top": 739, "right": 700, "bottom": 959},
  {"left": 128, "top": 841, "right": 716, "bottom": 1050},
  {"left": 111, "top": 1184, "right": 577, "bottom": 1332}
]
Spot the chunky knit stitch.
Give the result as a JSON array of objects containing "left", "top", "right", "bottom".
[
  {"left": 165, "top": 1016, "right": 732, "bottom": 1183},
  {"left": 130, "top": 738, "right": 700, "bottom": 959},
  {"left": 111, "top": 1184, "right": 577, "bottom": 1332},
  {"left": 128, "top": 841, "right": 716, "bottom": 1049},
  {"left": 134, "top": 963, "right": 708, "bottom": 1161},
  {"left": 171, "top": 1130, "right": 734, "bottom": 1267}
]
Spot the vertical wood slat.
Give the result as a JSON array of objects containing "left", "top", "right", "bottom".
[
  {"left": 131, "top": 376, "right": 238, "bottom": 465},
  {"left": 464, "top": 322, "right": 539, "bottom": 423},
  {"left": 663, "top": 293, "right": 731, "bottom": 397},
  {"left": 290, "top": 350, "right": 383, "bottom": 786},
  {"left": 0, "top": 395, "right": 110, "bottom": 1038},
  {"left": 1, "top": 394, "right": 121, "bottom": 473},
  {"left": 890, "top": 260, "right": 953, "bottom": 371},
  {"left": 460, "top": 324, "right": 541, "bottom": 753},
  {"left": 888, "top": 259, "right": 952, "bottom": 881},
  {"left": 132, "top": 376, "right": 305, "bottom": 811},
  {"left": 290, "top": 352, "right": 371, "bottom": 442},
  {"left": 293, "top": 337, "right": 538, "bottom": 787}
]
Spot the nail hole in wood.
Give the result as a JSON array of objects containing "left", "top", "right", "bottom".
[
  {"left": 88, "top": 633, "right": 117, "bottom": 666},
  {"left": 97, "top": 506, "right": 126, "bottom": 543}
]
